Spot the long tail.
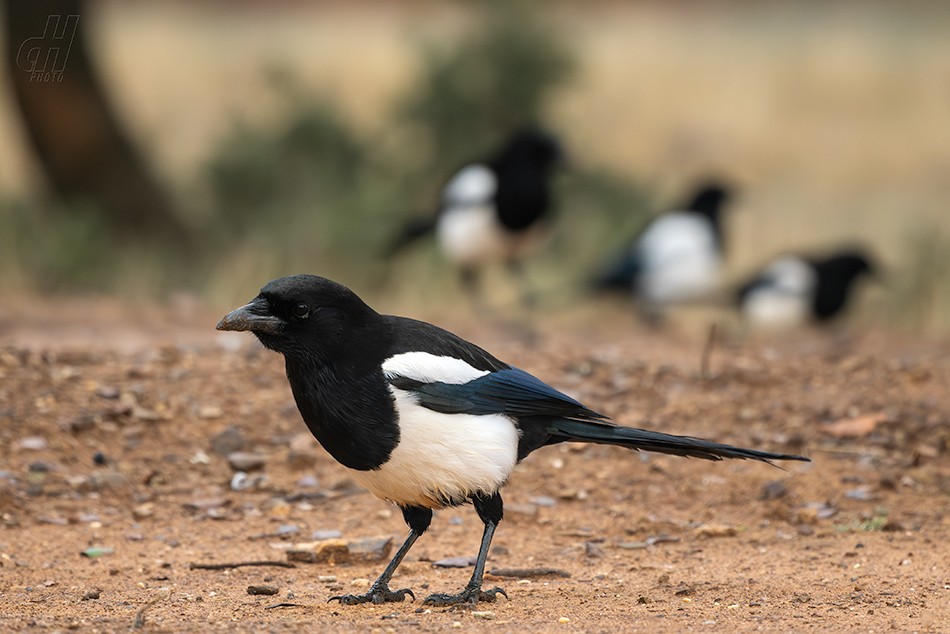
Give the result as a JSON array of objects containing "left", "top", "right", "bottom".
[
  {"left": 549, "top": 419, "right": 808, "bottom": 465},
  {"left": 385, "top": 217, "right": 438, "bottom": 258},
  {"left": 591, "top": 247, "right": 640, "bottom": 292}
]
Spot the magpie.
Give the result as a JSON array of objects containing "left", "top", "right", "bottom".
[
  {"left": 217, "top": 274, "right": 808, "bottom": 607},
  {"left": 387, "top": 129, "right": 564, "bottom": 306},
  {"left": 738, "top": 251, "right": 874, "bottom": 330},
  {"left": 593, "top": 182, "right": 732, "bottom": 312}
]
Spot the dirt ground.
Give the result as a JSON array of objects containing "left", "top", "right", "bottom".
[{"left": 1, "top": 297, "right": 949, "bottom": 633}]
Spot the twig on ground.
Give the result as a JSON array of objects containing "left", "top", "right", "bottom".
[
  {"left": 189, "top": 561, "right": 296, "bottom": 570},
  {"left": 487, "top": 567, "right": 571, "bottom": 578},
  {"left": 132, "top": 588, "right": 171, "bottom": 629},
  {"left": 701, "top": 322, "right": 718, "bottom": 381}
]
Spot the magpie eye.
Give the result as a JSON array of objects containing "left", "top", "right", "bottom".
[{"left": 292, "top": 303, "right": 310, "bottom": 319}]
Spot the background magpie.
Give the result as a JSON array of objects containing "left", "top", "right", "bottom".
[
  {"left": 738, "top": 250, "right": 875, "bottom": 330},
  {"left": 217, "top": 274, "right": 808, "bottom": 607},
  {"left": 387, "top": 129, "right": 564, "bottom": 306},
  {"left": 593, "top": 182, "right": 732, "bottom": 313}
]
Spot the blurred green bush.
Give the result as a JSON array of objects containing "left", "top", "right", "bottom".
[{"left": 198, "top": 0, "right": 651, "bottom": 305}]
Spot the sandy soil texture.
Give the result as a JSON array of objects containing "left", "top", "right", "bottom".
[{"left": 1, "top": 303, "right": 949, "bottom": 633}]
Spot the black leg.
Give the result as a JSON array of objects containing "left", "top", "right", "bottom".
[
  {"left": 459, "top": 267, "right": 487, "bottom": 314},
  {"left": 422, "top": 493, "right": 508, "bottom": 607},
  {"left": 330, "top": 506, "right": 432, "bottom": 606},
  {"left": 507, "top": 259, "right": 537, "bottom": 309}
]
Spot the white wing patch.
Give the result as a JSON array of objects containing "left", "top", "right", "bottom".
[
  {"left": 442, "top": 164, "right": 497, "bottom": 206},
  {"left": 347, "top": 387, "right": 519, "bottom": 508},
  {"left": 760, "top": 256, "right": 817, "bottom": 296},
  {"left": 382, "top": 351, "right": 489, "bottom": 385}
]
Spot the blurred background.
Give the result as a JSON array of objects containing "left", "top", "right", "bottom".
[{"left": 0, "top": 0, "right": 948, "bottom": 333}]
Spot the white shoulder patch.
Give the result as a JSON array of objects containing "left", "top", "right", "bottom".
[
  {"left": 442, "top": 164, "right": 497, "bottom": 206},
  {"left": 762, "top": 256, "right": 817, "bottom": 295},
  {"left": 382, "top": 351, "right": 490, "bottom": 385}
]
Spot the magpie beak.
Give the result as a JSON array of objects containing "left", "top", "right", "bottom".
[{"left": 216, "top": 297, "right": 283, "bottom": 334}]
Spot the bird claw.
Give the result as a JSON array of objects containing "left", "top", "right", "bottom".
[
  {"left": 329, "top": 585, "right": 415, "bottom": 605},
  {"left": 422, "top": 586, "right": 508, "bottom": 606}
]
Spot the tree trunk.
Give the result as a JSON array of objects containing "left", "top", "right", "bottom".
[{"left": 3, "top": 0, "right": 191, "bottom": 246}]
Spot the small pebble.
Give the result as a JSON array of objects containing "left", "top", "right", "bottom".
[
  {"left": 81, "top": 589, "right": 101, "bottom": 601},
  {"left": 95, "top": 385, "right": 120, "bottom": 399},
  {"left": 433, "top": 556, "right": 477, "bottom": 568},
  {"left": 198, "top": 405, "right": 223, "bottom": 419},
  {"left": 296, "top": 475, "right": 319, "bottom": 488},
  {"left": 189, "top": 451, "right": 211, "bottom": 465},
  {"left": 761, "top": 480, "right": 787, "bottom": 500},
  {"left": 230, "top": 471, "right": 249, "bottom": 491},
  {"left": 311, "top": 529, "right": 342, "bottom": 540},
  {"left": 247, "top": 585, "right": 279, "bottom": 596},
  {"left": 471, "top": 611, "right": 494, "bottom": 620},
  {"left": 451, "top": 622, "right": 462, "bottom": 628},
  {"left": 227, "top": 452, "right": 266, "bottom": 472},
  {"left": 18, "top": 436, "right": 48, "bottom": 451},
  {"left": 318, "top": 575, "right": 338, "bottom": 583},
  {"left": 844, "top": 487, "right": 875, "bottom": 501},
  {"left": 210, "top": 427, "right": 245, "bottom": 456},
  {"left": 584, "top": 541, "right": 605, "bottom": 558},
  {"left": 559, "top": 616, "right": 571, "bottom": 623}
]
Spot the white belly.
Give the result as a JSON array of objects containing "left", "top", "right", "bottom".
[
  {"left": 437, "top": 205, "right": 509, "bottom": 266},
  {"left": 743, "top": 289, "right": 811, "bottom": 330},
  {"left": 636, "top": 212, "right": 722, "bottom": 304},
  {"left": 348, "top": 387, "right": 520, "bottom": 508}
]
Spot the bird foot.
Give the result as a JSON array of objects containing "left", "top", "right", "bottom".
[
  {"left": 422, "top": 586, "right": 508, "bottom": 607},
  {"left": 329, "top": 583, "right": 414, "bottom": 605}
]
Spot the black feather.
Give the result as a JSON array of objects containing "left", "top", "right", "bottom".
[{"left": 547, "top": 419, "right": 805, "bottom": 465}]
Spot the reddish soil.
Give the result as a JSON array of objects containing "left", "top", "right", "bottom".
[{"left": 1, "top": 298, "right": 949, "bottom": 633}]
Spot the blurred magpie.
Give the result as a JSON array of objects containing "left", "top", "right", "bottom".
[
  {"left": 738, "top": 251, "right": 874, "bottom": 330},
  {"left": 593, "top": 182, "right": 732, "bottom": 311},
  {"left": 218, "top": 274, "right": 808, "bottom": 606},
  {"left": 388, "top": 129, "right": 564, "bottom": 305}
]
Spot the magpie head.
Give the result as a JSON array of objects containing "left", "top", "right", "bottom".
[
  {"left": 814, "top": 251, "right": 875, "bottom": 285},
  {"left": 685, "top": 183, "right": 732, "bottom": 222},
  {"left": 217, "top": 275, "right": 381, "bottom": 362},
  {"left": 491, "top": 128, "right": 564, "bottom": 175}
]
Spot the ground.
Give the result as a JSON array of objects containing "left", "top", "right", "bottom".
[{"left": 1, "top": 297, "right": 949, "bottom": 633}]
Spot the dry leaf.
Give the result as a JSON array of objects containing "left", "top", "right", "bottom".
[{"left": 819, "top": 413, "right": 886, "bottom": 438}]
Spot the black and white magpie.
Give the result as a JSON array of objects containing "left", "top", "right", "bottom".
[
  {"left": 738, "top": 251, "right": 874, "bottom": 330},
  {"left": 388, "top": 129, "right": 564, "bottom": 305},
  {"left": 593, "top": 183, "right": 732, "bottom": 310},
  {"left": 217, "top": 274, "right": 808, "bottom": 606}
]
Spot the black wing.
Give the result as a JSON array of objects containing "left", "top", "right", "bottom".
[
  {"left": 385, "top": 315, "right": 510, "bottom": 374},
  {"left": 388, "top": 366, "right": 605, "bottom": 422}
]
